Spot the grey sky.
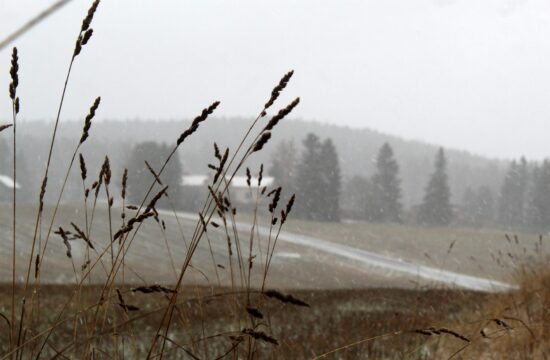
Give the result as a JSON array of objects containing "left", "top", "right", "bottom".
[{"left": 1, "top": 0, "right": 549, "bottom": 160}]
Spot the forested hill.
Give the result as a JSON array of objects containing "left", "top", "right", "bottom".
[{"left": 10, "top": 118, "right": 507, "bottom": 207}]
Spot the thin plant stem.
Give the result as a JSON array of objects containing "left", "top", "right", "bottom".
[{"left": 10, "top": 84, "right": 17, "bottom": 359}]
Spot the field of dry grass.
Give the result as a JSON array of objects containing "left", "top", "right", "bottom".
[
  {"left": 3, "top": 202, "right": 547, "bottom": 358},
  {"left": 0, "top": 203, "right": 404, "bottom": 289},
  {"left": 2, "top": 202, "right": 532, "bottom": 290},
  {"left": 279, "top": 217, "right": 544, "bottom": 283},
  {"left": 4, "top": 267, "right": 550, "bottom": 359},
  {"left": 0, "top": 284, "right": 488, "bottom": 359}
]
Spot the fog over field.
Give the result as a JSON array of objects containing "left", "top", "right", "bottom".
[
  {"left": 6, "top": 118, "right": 507, "bottom": 207},
  {"left": 2, "top": 0, "right": 550, "bottom": 159}
]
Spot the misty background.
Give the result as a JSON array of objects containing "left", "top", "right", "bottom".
[
  {"left": 4, "top": 117, "right": 503, "bottom": 205},
  {"left": 0, "top": 0, "right": 549, "bottom": 233},
  {"left": 1, "top": 0, "right": 550, "bottom": 160}
]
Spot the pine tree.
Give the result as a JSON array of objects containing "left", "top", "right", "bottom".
[
  {"left": 367, "top": 143, "right": 402, "bottom": 223},
  {"left": 527, "top": 160, "right": 550, "bottom": 233},
  {"left": 126, "top": 141, "right": 182, "bottom": 208},
  {"left": 269, "top": 139, "right": 298, "bottom": 195},
  {"left": 418, "top": 147, "right": 453, "bottom": 226},
  {"left": 498, "top": 160, "right": 518, "bottom": 228},
  {"left": 320, "top": 138, "right": 341, "bottom": 222},
  {"left": 477, "top": 185, "right": 495, "bottom": 226},
  {"left": 498, "top": 157, "right": 528, "bottom": 230},
  {"left": 461, "top": 186, "right": 477, "bottom": 226},
  {"left": 343, "top": 175, "right": 371, "bottom": 219},
  {"left": 294, "top": 133, "right": 324, "bottom": 221},
  {"left": 294, "top": 133, "right": 341, "bottom": 222},
  {"left": 462, "top": 185, "right": 495, "bottom": 227},
  {"left": 518, "top": 157, "right": 529, "bottom": 223}
]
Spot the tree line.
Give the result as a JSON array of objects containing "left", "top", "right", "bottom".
[
  {"left": 271, "top": 134, "right": 550, "bottom": 233},
  {"left": 118, "top": 137, "right": 550, "bottom": 233},
  {"left": 12, "top": 118, "right": 506, "bottom": 209},
  {"left": 490, "top": 157, "right": 550, "bottom": 233},
  {"left": 270, "top": 133, "right": 454, "bottom": 226},
  {"left": 3, "top": 130, "right": 549, "bottom": 233}
]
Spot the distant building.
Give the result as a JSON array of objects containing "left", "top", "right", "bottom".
[
  {"left": 227, "top": 175, "right": 274, "bottom": 205},
  {"left": 181, "top": 175, "right": 209, "bottom": 188},
  {"left": 0, "top": 174, "right": 21, "bottom": 202},
  {"left": 180, "top": 174, "right": 274, "bottom": 211}
]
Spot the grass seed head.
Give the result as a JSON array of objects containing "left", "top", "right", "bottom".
[
  {"left": 252, "top": 132, "right": 271, "bottom": 153},
  {"left": 0, "top": 124, "right": 13, "bottom": 133},
  {"left": 258, "top": 164, "right": 264, "bottom": 186},
  {"left": 79, "top": 153, "right": 87, "bottom": 181},
  {"left": 264, "top": 289, "right": 310, "bottom": 307},
  {"left": 281, "top": 194, "right": 296, "bottom": 224},
  {"left": 121, "top": 168, "right": 128, "bottom": 199},
  {"left": 264, "top": 97, "right": 300, "bottom": 132},
  {"left": 9, "top": 47, "right": 18, "bottom": 100},
  {"left": 246, "top": 167, "right": 251, "bottom": 187},
  {"left": 242, "top": 328, "right": 278, "bottom": 345},
  {"left": 102, "top": 156, "right": 111, "bottom": 185},
  {"left": 79, "top": 97, "right": 101, "bottom": 144},
  {"left": 74, "top": 1, "right": 100, "bottom": 57},
  {"left": 81, "top": 0, "right": 100, "bottom": 32},
  {"left": 214, "top": 142, "right": 221, "bottom": 160},
  {"left": 269, "top": 187, "right": 282, "bottom": 213},
  {"left": 264, "top": 70, "right": 294, "bottom": 110},
  {"left": 177, "top": 101, "right": 220, "bottom": 145}
]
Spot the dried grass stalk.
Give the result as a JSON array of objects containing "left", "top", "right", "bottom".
[
  {"left": 177, "top": 101, "right": 220, "bottom": 146},
  {"left": 79, "top": 97, "right": 100, "bottom": 144},
  {"left": 132, "top": 285, "right": 176, "bottom": 294},
  {"left": 74, "top": 0, "right": 100, "bottom": 57},
  {"left": 121, "top": 168, "right": 128, "bottom": 199},
  {"left": 9, "top": 47, "right": 18, "bottom": 100},
  {"left": 79, "top": 153, "right": 87, "bottom": 181},
  {"left": 264, "top": 70, "right": 294, "bottom": 110},
  {"left": 252, "top": 132, "right": 271, "bottom": 153},
  {"left": 242, "top": 328, "right": 278, "bottom": 345},
  {"left": 264, "top": 97, "right": 300, "bottom": 132},
  {"left": 0, "top": 124, "right": 13, "bottom": 133},
  {"left": 264, "top": 290, "right": 309, "bottom": 307}
]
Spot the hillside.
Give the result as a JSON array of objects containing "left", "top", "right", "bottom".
[{"left": 6, "top": 118, "right": 508, "bottom": 207}]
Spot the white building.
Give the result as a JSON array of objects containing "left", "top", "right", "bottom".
[
  {"left": 180, "top": 174, "right": 274, "bottom": 208},
  {"left": 0, "top": 174, "right": 21, "bottom": 201}
]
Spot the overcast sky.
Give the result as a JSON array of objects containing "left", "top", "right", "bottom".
[{"left": 1, "top": 0, "right": 549, "bottom": 160}]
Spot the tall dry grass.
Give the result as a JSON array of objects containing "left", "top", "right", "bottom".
[
  {"left": 424, "top": 262, "right": 550, "bottom": 359},
  {"left": 0, "top": 1, "right": 305, "bottom": 358},
  {"left": 3, "top": 1, "right": 550, "bottom": 359},
  {"left": 306, "top": 236, "right": 550, "bottom": 359}
]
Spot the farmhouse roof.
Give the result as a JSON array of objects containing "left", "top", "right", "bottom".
[{"left": 181, "top": 175, "right": 274, "bottom": 188}]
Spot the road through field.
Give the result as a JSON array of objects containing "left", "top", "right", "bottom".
[
  {"left": 162, "top": 210, "right": 514, "bottom": 292},
  {"left": 0, "top": 204, "right": 515, "bottom": 291}
]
